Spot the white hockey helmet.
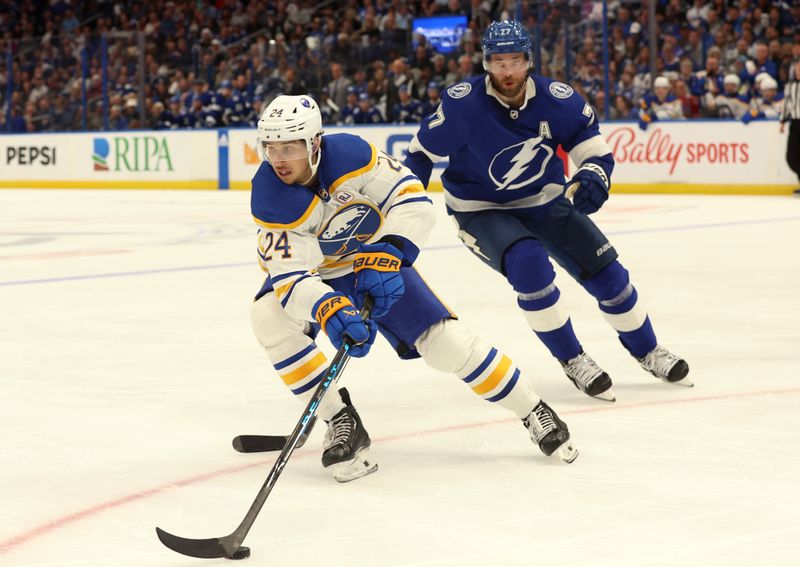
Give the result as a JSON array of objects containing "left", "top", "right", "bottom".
[
  {"left": 256, "top": 95, "right": 323, "bottom": 177},
  {"left": 760, "top": 76, "right": 778, "bottom": 91}
]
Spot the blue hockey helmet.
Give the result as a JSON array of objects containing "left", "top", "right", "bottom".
[{"left": 482, "top": 20, "right": 532, "bottom": 71}]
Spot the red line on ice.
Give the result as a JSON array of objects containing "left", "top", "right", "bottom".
[{"left": 2, "top": 386, "right": 799, "bottom": 555}]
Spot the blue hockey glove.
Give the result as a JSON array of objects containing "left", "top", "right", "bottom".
[
  {"left": 568, "top": 163, "right": 610, "bottom": 215},
  {"left": 312, "top": 293, "right": 377, "bottom": 357},
  {"left": 353, "top": 242, "right": 405, "bottom": 318}
]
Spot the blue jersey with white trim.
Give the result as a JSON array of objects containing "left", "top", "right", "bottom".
[
  {"left": 405, "top": 75, "right": 614, "bottom": 213},
  {"left": 250, "top": 133, "right": 434, "bottom": 322}
]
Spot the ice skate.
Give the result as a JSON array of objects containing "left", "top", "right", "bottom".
[
  {"left": 561, "top": 351, "right": 615, "bottom": 402},
  {"left": 637, "top": 345, "right": 692, "bottom": 387},
  {"left": 321, "top": 390, "right": 378, "bottom": 483},
  {"left": 523, "top": 401, "right": 578, "bottom": 463}
]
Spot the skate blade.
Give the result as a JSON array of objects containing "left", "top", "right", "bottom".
[
  {"left": 556, "top": 442, "right": 579, "bottom": 464},
  {"left": 329, "top": 448, "right": 379, "bottom": 483},
  {"left": 591, "top": 388, "right": 616, "bottom": 402},
  {"left": 669, "top": 376, "right": 694, "bottom": 387}
]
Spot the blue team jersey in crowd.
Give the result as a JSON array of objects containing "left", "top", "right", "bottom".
[{"left": 406, "top": 74, "right": 613, "bottom": 212}]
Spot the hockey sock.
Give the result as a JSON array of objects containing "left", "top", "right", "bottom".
[
  {"left": 252, "top": 292, "right": 344, "bottom": 420},
  {"left": 270, "top": 340, "right": 345, "bottom": 421},
  {"left": 518, "top": 285, "right": 583, "bottom": 361},
  {"left": 504, "top": 239, "right": 582, "bottom": 361},
  {"left": 583, "top": 261, "right": 657, "bottom": 359},
  {"left": 415, "top": 320, "right": 540, "bottom": 419}
]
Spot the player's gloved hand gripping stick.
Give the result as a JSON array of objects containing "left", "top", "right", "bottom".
[
  {"left": 156, "top": 296, "right": 374, "bottom": 561},
  {"left": 565, "top": 162, "right": 610, "bottom": 215}
]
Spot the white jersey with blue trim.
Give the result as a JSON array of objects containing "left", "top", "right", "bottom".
[
  {"left": 251, "top": 132, "right": 433, "bottom": 322},
  {"left": 406, "top": 74, "right": 614, "bottom": 213}
]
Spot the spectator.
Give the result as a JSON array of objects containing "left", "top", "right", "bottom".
[
  {"left": 346, "top": 93, "right": 383, "bottom": 124},
  {"left": 2, "top": 0, "right": 798, "bottom": 133},
  {"left": 420, "top": 81, "right": 442, "bottom": 117},
  {"left": 327, "top": 62, "right": 352, "bottom": 111},
  {"left": 109, "top": 104, "right": 129, "bottom": 131},
  {"left": 674, "top": 80, "right": 701, "bottom": 118},
  {"left": 611, "top": 94, "right": 637, "bottom": 120},
  {"left": 317, "top": 87, "right": 339, "bottom": 124},
  {"left": 338, "top": 86, "right": 359, "bottom": 124},
  {"left": 638, "top": 76, "right": 685, "bottom": 130},
  {"left": 391, "top": 84, "right": 422, "bottom": 123}
]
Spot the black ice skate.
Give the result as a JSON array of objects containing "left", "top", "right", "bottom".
[
  {"left": 321, "top": 389, "right": 378, "bottom": 483},
  {"left": 637, "top": 345, "right": 692, "bottom": 387},
  {"left": 561, "top": 351, "right": 615, "bottom": 402},
  {"left": 523, "top": 400, "right": 578, "bottom": 463}
]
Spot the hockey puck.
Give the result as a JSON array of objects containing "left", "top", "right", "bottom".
[{"left": 227, "top": 546, "right": 250, "bottom": 560}]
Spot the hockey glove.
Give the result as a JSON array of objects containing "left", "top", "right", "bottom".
[
  {"left": 568, "top": 163, "right": 610, "bottom": 215},
  {"left": 313, "top": 293, "right": 377, "bottom": 357},
  {"left": 353, "top": 242, "right": 405, "bottom": 318}
]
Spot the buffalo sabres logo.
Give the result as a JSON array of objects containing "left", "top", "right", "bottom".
[
  {"left": 318, "top": 202, "right": 382, "bottom": 256},
  {"left": 549, "top": 82, "right": 573, "bottom": 99},
  {"left": 447, "top": 82, "right": 472, "bottom": 99},
  {"left": 488, "top": 137, "right": 554, "bottom": 191}
]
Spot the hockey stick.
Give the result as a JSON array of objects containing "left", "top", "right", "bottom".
[
  {"left": 156, "top": 297, "right": 373, "bottom": 559},
  {"left": 232, "top": 388, "right": 358, "bottom": 453},
  {"left": 231, "top": 418, "right": 316, "bottom": 453},
  {"left": 232, "top": 432, "right": 306, "bottom": 453}
]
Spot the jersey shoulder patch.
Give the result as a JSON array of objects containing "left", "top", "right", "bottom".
[
  {"left": 547, "top": 81, "right": 574, "bottom": 99},
  {"left": 319, "top": 133, "right": 377, "bottom": 191},
  {"left": 251, "top": 162, "right": 319, "bottom": 229},
  {"left": 446, "top": 82, "right": 472, "bottom": 99}
]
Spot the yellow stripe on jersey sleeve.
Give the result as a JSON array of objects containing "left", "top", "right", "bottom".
[
  {"left": 472, "top": 355, "right": 512, "bottom": 395},
  {"left": 397, "top": 183, "right": 425, "bottom": 197},
  {"left": 252, "top": 196, "right": 320, "bottom": 230},
  {"left": 329, "top": 144, "right": 378, "bottom": 192}
]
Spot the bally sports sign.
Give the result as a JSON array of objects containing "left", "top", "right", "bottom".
[{"left": 598, "top": 121, "right": 794, "bottom": 188}]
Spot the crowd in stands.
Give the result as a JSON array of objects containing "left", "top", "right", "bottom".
[{"left": 0, "top": 0, "right": 798, "bottom": 133}]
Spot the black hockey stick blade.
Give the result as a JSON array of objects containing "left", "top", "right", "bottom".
[
  {"left": 232, "top": 416, "right": 317, "bottom": 452},
  {"left": 232, "top": 434, "right": 288, "bottom": 453},
  {"left": 155, "top": 527, "right": 242, "bottom": 559}
]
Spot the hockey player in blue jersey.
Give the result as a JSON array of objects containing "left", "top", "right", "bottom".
[
  {"left": 249, "top": 94, "right": 578, "bottom": 481},
  {"left": 404, "top": 20, "right": 691, "bottom": 402}
]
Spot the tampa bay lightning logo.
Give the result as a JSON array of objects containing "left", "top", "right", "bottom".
[
  {"left": 488, "top": 137, "right": 554, "bottom": 191},
  {"left": 318, "top": 202, "right": 382, "bottom": 256},
  {"left": 549, "top": 82, "right": 573, "bottom": 99},
  {"left": 447, "top": 82, "right": 472, "bottom": 99}
]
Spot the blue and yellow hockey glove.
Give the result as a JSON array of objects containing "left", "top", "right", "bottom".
[
  {"left": 312, "top": 293, "right": 377, "bottom": 357},
  {"left": 353, "top": 242, "right": 405, "bottom": 318}
]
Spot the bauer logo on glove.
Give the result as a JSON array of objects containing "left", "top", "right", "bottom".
[
  {"left": 312, "top": 292, "right": 377, "bottom": 357},
  {"left": 353, "top": 241, "right": 405, "bottom": 318},
  {"left": 314, "top": 294, "right": 349, "bottom": 328},
  {"left": 353, "top": 252, "right": 401, "bottom": 273}
]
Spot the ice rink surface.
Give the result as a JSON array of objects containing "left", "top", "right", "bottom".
[{"left": 1, "top": 189, "right": 799, "bottom": 567}]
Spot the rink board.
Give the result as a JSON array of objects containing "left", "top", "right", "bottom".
[{"left": 0, "top": 121, "right": 796, "bottom": 193}]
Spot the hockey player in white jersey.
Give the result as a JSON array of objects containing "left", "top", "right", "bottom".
[
  {"left": 249, "top": 94, "right": 578, "bottom": 482},
  {"left": 404, "top": 20, "right": 691, "bottom": 402}
]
